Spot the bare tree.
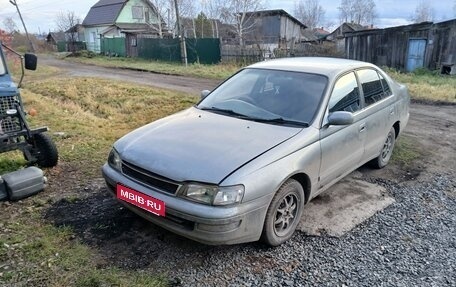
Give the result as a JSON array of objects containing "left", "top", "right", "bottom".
[
  {"left": 167, "top": 0, "right": 196, "bottom": 37},
  {"left": 9, "top": 0, "right": 34, "bottom": 52},
  {"left": 2, "top": 17, "right": 18, "bottom": 35},
  {"left": 338, "top": 0, "right": 376, "bottom": 25},
  {"left": 221, "top": 0, "right": 265, "bottom": 46},
  {"left": 194, "top": 12, "right": 213, "bottom": 38},
  {"left": 411, "top": 1, "right": 434, "bottom": 23},
  {"left": 55, "top": 11, "right": 80, "bottom": 52},
  {"left": 0, "top": 29, "right": 13, "bottom": 47},
  {"left": 294, "top": 0, "right": 325, "bottom": 29},
  {"left": 149, "top": 0, "right": 170, "bottom": 38},
  {"left": 201, "top": 0, "right": 225, "bottom": 38}
]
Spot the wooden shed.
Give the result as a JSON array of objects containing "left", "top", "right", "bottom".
[{"left": 345, "top": 19, "right": 456, "bottom": 73}]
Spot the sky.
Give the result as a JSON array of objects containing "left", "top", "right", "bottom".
[{"left": 0, "top": 0, "right": 454, "bottom": 34}]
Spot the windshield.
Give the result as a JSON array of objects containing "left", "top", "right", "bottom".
[{"left": 198, "top": 68, "right": 327, "bottom": 125}]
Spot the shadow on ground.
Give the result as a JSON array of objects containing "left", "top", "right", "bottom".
[{"left": 43, "top": 188, "right": 262, "bottom": 271}]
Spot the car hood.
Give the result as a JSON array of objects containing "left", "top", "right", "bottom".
[{"left": 115, "top": 107, "right": 301, "bottom": 184}]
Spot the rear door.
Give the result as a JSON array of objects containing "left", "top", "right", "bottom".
[{"left": 356, "top": 68, "right": 395, "bottom": 162}]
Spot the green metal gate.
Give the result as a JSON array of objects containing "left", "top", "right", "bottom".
[
  {"left": 137, "top": 38, "right": 181, "bottom": 62},
  {"left": 100, "top": 38, "right": 126, "bottom": 57},
  {"left": 100, "top": 37, "right": 221, "bottom": 64},
  {"left": 137, "top": 38, "right": 221, "bottom": 64},
  {"left": 186, "top": 38, "right": 221, "bottom": 64}
]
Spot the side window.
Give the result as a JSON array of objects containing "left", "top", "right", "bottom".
[
  {"left": 378, "top": 73, "right": 392, "bottom": 96},
  {"left": 328, "top": 72, "right": 360, "bottom": 113},
  {"left": 132, "top": 6, "right": 144, "bottom": 19},
  {"left": 358, "top": 69, "right": 387, "bottom": 106}
]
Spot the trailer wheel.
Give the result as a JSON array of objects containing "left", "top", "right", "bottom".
[{"left": 29, "top": 133, "right": 58, "bottom": 168}]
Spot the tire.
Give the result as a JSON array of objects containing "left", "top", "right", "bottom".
[
  {"left": 371, "top": 127, "right": 396, "bottom": 169},
  {"left": 261, "top": 179, "right": 305, "bottom": 246},
  {"left": 29, "top": 133, "right": 58, "bottom": 168}
]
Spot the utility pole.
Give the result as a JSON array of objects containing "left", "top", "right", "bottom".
[
  {"left": 173, "top": 0, "right": 187, "bottom": 66},
  {"left": 9, "top": 0, "right": 35, "bottom": 52}
]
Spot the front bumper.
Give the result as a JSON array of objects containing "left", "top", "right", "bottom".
[{"left": 102, "top": 164, "right": 272, "bottom": 245}]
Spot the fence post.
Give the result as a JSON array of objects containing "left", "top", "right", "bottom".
[{"left": 173, "top": 0, "right": 187, "bottom": 66}]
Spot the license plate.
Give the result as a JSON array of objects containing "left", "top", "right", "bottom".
[{"left": 116, "top": 184, "right": 165, "bottom": 217}]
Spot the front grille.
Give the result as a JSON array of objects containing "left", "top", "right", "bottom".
[
  {"left": 121, "top": 161, "right": 180, "bottom": 195},
  {"left": 0, "top": 96, "right": 21, "bottom": 134},
  {"left": 105, "top": 180, "right": 194, "bottom": 231}
]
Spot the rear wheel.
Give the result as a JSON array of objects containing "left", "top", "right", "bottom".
[
  {"left": 262, "top": 179, "right": 304, "bottom": 246},
  {"left": 29, "top": 133, "right": 58, "bottom": 168},
  {"left": 371, "top": 127, "right": 396, "bottom": 169}
]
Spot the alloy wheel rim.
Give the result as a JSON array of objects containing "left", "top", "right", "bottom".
[
  {"left": 381, "top": 133, "right": 393, "bottom": 159},
  {"left": 274, "top": 193, "right": 298, "bottom": 237}
]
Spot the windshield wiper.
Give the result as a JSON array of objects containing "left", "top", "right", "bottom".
[
  {"left": 200, "top": 106, "right": 248, "bottom": 118},
  {"left": 200, "top": 107, "right": 308, "bottom": 127},
  {"left": 252, "top": 117, "right": 309, "bottom": 127}
]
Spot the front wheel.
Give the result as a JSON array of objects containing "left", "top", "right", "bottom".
[
  {"left": 29, "top": 133, "right": 59, "bottom": 168},
  {"left": 261, "top": 179, "right": 305, "bottom": 246},
  {"left": 371, "top": 127, "right": 396, "bottom": 169}
]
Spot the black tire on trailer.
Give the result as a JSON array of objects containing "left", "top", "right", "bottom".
[{"left": 30, "top": 133, "right": 58, "bottom": 168}]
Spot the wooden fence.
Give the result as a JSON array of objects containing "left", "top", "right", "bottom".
[{"left": 221, "top": 42, "right": 342, "bottom": 64}]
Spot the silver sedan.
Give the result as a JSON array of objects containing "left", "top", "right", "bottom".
[{"left": 102, "top": 57, "right": 410, "bottom": 246}]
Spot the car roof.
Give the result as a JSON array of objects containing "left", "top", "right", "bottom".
[{"left": 247, "top": 57, "right": 377, "bottom": 78}]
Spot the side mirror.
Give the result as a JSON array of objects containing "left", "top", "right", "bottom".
[
  {"left": 200, "top": 90, "right": 210, "bottom": 100},
  {"left": 327, "top": 111, "right": 354, "bottom": 126},
  {"left": 24, "top": 53, "right": 37, "bottom": 71}
]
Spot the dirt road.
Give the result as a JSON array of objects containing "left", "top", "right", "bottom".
[{"left": 39, "top": 55, "right": 221, "bottom": 95}]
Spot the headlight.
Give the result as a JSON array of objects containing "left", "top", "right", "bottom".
[
  {"left": 182, "top": 184, "right": 244, "bottom": 206},
  {"left": 108, "top": 148, "right": 122, "bottom": 171}
]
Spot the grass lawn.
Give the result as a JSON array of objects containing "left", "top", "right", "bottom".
[
  {"left": 384, "top": 68, "right": 456, "bottom": 103},
  {"left": 0, "top": 62, "right": 198, "bottom": 286}
]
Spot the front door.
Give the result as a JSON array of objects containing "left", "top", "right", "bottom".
[
  {"left": 126, "top": 34, "right": 138, "bottom": 57},
  {"left": 319, "top": 72, "right": 365, "bottom": 189},
  {"left": 406, "top": 39, "right": 426, "bottom": 72}
]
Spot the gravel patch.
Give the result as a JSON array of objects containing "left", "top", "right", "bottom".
[{"left": 165, "top": 173, "right": 456, "bottom": 286}]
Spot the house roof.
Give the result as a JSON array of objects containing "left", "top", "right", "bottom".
[
  {"left": 100, "top": 23, "right": 162, "bottom": 35},
  {"left": 65, "top": 24, "right": 84, "bottom": 33},
  {"left": 82, "top": 0, "right": 128, "bottom": 26},
  {"left": 345, "top": 22, "right": 365, "bottom": 31},
  {"left": 46, "top": 32, "right": 65, "bottom": 42},
  {"left": 244, "top": 9, "right": 307, "bottom": 29},
  {"left": 313, "top": 27, "right": 330, "bottom": 38},
  {"left": 324, "top": 22, "right": 367, "bottom": 40},
  {"left": 301, "top": 29, "right": 319, "bottom": 42}
]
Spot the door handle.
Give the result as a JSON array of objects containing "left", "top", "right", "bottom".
[
  {"left": 359, "top": 123, "right": 366, "bottom": 133},
  {"left": 389, "top": 107, "right": 395, "bottom": 115}
]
